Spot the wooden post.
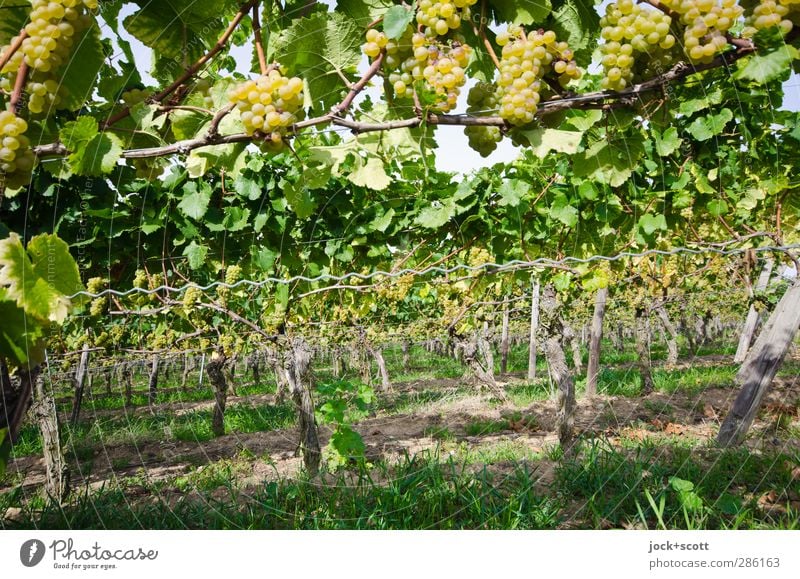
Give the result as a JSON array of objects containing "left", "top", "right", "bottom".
[
  {"left": 284, "top": 338, "right": 321, "bottom": 475},
  {"left": 718, "top": 278, "right": 800, "bottom": 447},
  {"left": 69, "top": 343, "right": 90, "bottom": 427},
  {"left": 500, "top": 300, "right": 510, "bottom": 375},
  {"left": 207, "top": 351, "right": 228, "bottom": 437},
  {"left": 634, "top": 306, "right": 654, "bottom": 395},
  {"left": 29, "top": 367, "right": 69, "bottom": 503},
  {"left": 735, "top": 259, "right": 774, "bottom": 363},
  {"left": 527, "top": 279, "right": 540, "bottom": 381},
  {"left": 148, "top": 354, "right": 159, "bottom": 405},
  {"left": 585, "top": 287, "right": 608, "bottom": 397}
]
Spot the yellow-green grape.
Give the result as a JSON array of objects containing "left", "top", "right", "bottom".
[
  {"left": 362, "top": 27, "right": 389, "bottom": 58},
  {"left": 26, "top": 78, "right": 63, "bottom": 115},
  {"left": 466, "top": 246, "right": 493, "bottom": 268},
  {"left": 132, "top": 269, "right": 148, "bottom": 289},
  {"left": 220, "top": 334, "right": 235, "bottom": 357},
  {"left": 194, "top": 77, "right": 215, "bottom": 108},
  {"left": 415, "top": 0, "right": 478, "bottom": 37},
  {"left": 0, "top": 110, "right": 35, "bottom": 189},
  {"left": 89, "top": 296, "right": 107, "bottom": 317},
  {"left": 182, "top": 286, "right": 201, "bottom": 308},
  {"left": 745, "top": 0, "right": 798, "bottom": 36},
  {"left": 464, "top": 82, "right": 502, "bottom": 157},
  {"left": 228, "top": 69, "right": 304, "bottom": 146},
  {"left": 109, "top": 325, "right": 125, "bottom": 343},
  {"left": 94, "top": 331, "right": 110, "bottom": 348},
  {"left": 599, "top": 1, "right": 675, "bottom": 90},
  {"left": 19, "top": 0, "right": 96, "bottom": 73},
  {"left": 225, "top": 264, "right": 242, "bottom": 285},
  {"left": 659, "top": 0, "right": 741, "bottom": 62},
  {"left": 86, "top": 276, "right": 105, "bottom": 294},
  {"left": 496, "top": 27, "right": 563, "bottom": 125}
]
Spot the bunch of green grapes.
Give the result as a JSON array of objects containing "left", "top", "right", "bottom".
[
  {"left": 132, "top": 269, "right": 148, "bottom": 289},
  {"left": 224, "top": 264, "right": 243, "bottom": 285},
  {"left": 660, "top": 0, "right": 742, "bottom": 62},
  {"left": 194, "top": 77, "right": 216, "bottom": 108},
  {"left": 416, "top": 39, "right": 471, "bottom": 111},
  {"left": 496, "top": 27, "right": 580, "bottom": 125},
  {"left": 182, "top": 285, "right": 202, "bottom": 308},
  {"left": 0, "top": 110, "right": 35, "bottom": 189},
  {"left": 464, "top": 82, "right": 502, "bottom": 157},
  {"left": 87, "top": 277, "right": 107, "bottom": 317},
  {"left": 15, "top": 0, "right": 96, "bottom": 73},
  {"left": 416, "top": 0, "right": 478, "bottom": 37},
  {"left": 599, "top": 0, "right": 676, "bottom": 90},
  {"left": 744, "top": 0, "right": 799, "bottom": 35},
  {"left": 466, "top": 246, "right": 493, "bottom": 267},
  {"left": 228, "top": 69, "right": 304, "bottom": 148},
  {"left": 362, "top": 27, "right": 390, "bottom": 58}
]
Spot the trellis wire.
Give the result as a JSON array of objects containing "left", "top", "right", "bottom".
[{"left": 68, "top": 243, "right": 800, "bottom": 299}]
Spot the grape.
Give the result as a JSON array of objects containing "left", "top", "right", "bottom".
[
  {"left": 659, "top": 0, "right": 741, "bottom": 62},
  {"left": 182, "top": 286, "right": 201, "bottom": 308},
  {"left": 0, "top": 110, "right": 35, "bottom": 189},
  {"left": 225, "top": 264, "right": 242, "bottom": 285},
  {"left": 18, "top": 0, "right": 96, "bottom": 73},
  {"left": 194, "top": 77, "right": 215, "bottom": 108},
  {"left": 415, "top": 0, "right": 478, "bottom": 37},
  {"left": 464, "top": 82, "right": 502, "bottom": 157},
  {"left": 599, "top": 2, "right": 675, "bottom": 90},
  {"left": 496, "top": 27, "right": 580, "bottom": 125},
  {"left": 86, "top": 276, "right": 105, "bottom": 294},
  {"left": 744, "top": 0, "right": 799, "bottom": 36},
  {"left": 228, "top": 69, "right": 305, "bottom": 148}
]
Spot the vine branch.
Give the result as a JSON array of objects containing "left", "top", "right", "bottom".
[{"left": 0, "top": 30, "right": 27, "bottom": 74}]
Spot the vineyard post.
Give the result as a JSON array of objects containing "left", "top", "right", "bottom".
[
  {"left": 719, "top": 277, "right": 800, "bottom": 446},
  {"left": 500, "top": 299, "right": 510, "bottom": 375},
  {"left": 148, "top": 354, "right": 159, "bottom": 406},
  {"left": 527, "top": 278, "right": 540, "bottom": 381},
  {"left": 734, "top": 258, "right": 774, "bottom": 363},
  {"left": 29, "top": 367, "right": 69, "bottom": 503},
  {"left": 585, "top": 286, "right": 608, "bottom": 397},
  {"left": 69, "top": 343, "right": 90, "bottom": 427}
]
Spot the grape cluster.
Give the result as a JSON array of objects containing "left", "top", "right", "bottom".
[
  {"left": 0, "top": 110, "right": 35, "bottom": 189},
  {"left": 224, "top": 264, "right": 243, "bottom": 285},
  {"left": 363, "top": 28, "right": 390, "bottom": 58},
  {"left": 744, "top": 0, "right": 799, "bottom": 35},
  {"left": 496, "top": 27, "right": 580, "bottom": 125},
  {"left": 14, "top": 0, "right": 95, "bottom": 73},
  {"left": 228, "top": 69, "right": 304, "bottom": 148},
  {"left": 600, "top": 0, "right": 676, "bottom": 90},
  {"left": 661, "top": 0, "right": 742, "bottom": 62},
  {"left": 376, "top": 274, "right": 414, "bottom": 302},
  {"left": 416, "top": 0, "right": 478, "bottom": 37},
  {"left": 464, "top": 82, "right": 502, "bottom": 157},
  {"left": 182, "top": 286, "right": 201, "bottom": 308},
  {"left": 194, "top": 78, "right": 216, "bottom": 109},
  {"left": 86, "top": 276, "right": 107, "bottom": 317}
]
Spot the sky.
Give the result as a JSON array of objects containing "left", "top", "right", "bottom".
[{"left": 105, "top": 1, "right": 800, "bottom": 174}]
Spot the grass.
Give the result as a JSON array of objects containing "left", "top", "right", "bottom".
[{"left": 2, "top": 452, "right": 562, "bottom": 530}]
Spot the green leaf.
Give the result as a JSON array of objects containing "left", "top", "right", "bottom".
[
  {"left": 72, "top": 134, "right": 123, "bottom": 176},
  {"left": 735, "top": 45, "right": 798, "bottom": 84},
  {"left": 284, "top": 182, "right": 317, "bottom": 219},
  {"left": 490, "top": 0, "right": 552, "bottom": 25},
  {"left": 518, "top": 128, "right": 582, "bottom": 158},
  {"left": 182, "top": 241, "right": 208, "bottom": 270},
  {"left": 549, "top": 192, "right": 578, "bottom": 228},
  {"left": 383, "top": 5, "right": 414, "bottom": 39},
  {"left": 336, "top": 0, "right": 395, "bottom": 24},
  {"left": 369, "top": 207, "right": 395, "bottom": 233},
  {"left": 0, "top": 233, "right": 81, "bottom": 325},
  {"left": 573, "top": 135, "right": 645, "bottom": 187},
  {"left": 686, "top": 108, "right": 733, "bottom": 142},
  {"left": 638, "top": 213, "right": 667, "bottom": 235},
  {"left": 548, "top": 0, "right": 599, "bottom": 67},
  {"left": 497, "top": 179, "right": 528, "bottom": 207},
  {"left": 271, "top": 12, "right": 362, "bottom": 112},
  {"left": 416, "top": 198, "right": 457, "bottom": 229},
  {"left": 706, "top": 199, "right": 729, "bottom": 217},
  {"left": 0, "top": 296, "right": 45, "bottom": 366},
  {"left": 178, "top": 182, "right": 212, "bottom": 220},
  {"left": 0, "top": 426, "right": 9, "bottom": 477},
  {"left": 349, "top": 156, "right": 391, "bottom": 190},
  {"left": 234, "top": 176, "right": 262, "bottom": 201},
  {"left": 329, "top": 425, "right": 366, "bottom": 460},
  {"left": 222, "top": 207, "right": 250, "bottom": 231},
  {"left": 653, "top": 126, "right": 682, "bottom": 157},
  {"left": 59, "top": 117, "right": 98, "bottom": 150},
  {"left": 251, "top": 247, "right": 277, "bottom": 272},
  {"left": 56, "top": 22, "right": 106, "bottom": 111},
  {"left": 676, "top": 87, "right": 723, "bottom": 117}
]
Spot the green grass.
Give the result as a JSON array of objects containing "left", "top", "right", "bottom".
[
  {"left": 2, "top": 453, "right": 561, "bottom": 530},
  {"left": 465, "top": 418, "right": 511, "bottom": 436},
  {"left": 10, "top": 402, "right": 296, "bottom": 458},
  {"left": 554, "top": 439, "right": 800, "bottom": 529}
]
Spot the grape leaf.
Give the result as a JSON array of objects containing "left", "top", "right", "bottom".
[
  {"left": 638, "top": 213, "right": 667, "bottom": 235},
  {"left": 416, "top": 198, "right": 457, "bottom": 229},
  {"left": 57, "top": 22, "right": 107, "bottom": 111},
  {"left": 284, "top": 181, "right": 317, "bottom": 219},
  {"left": 235, "top": 176, "right": 263, "bottom": 201},
  {"left": 652, "top": 126, "right": 682, "bottom": 157},
  {"left": 59, "top": 117, "right": 99, "bottom": 151},
  {"left": 183, "top": 241, "right": 209, "bottom": 270},
  {"left": 548, "top": 0, "right": 599, "bottom": 67},
  {"left": 0, "top": 295, "right": 45, "bottom": 366},
  {"left": 686, "top": 108, "right": 733, "bottom": 142},
  {"left": 349, "top": 156, "right": 391, "bottom": 190},
  {"left": 736, "top": 45, "right": 798, "bottom": 84},
  {"left": 178, "top": 182, "right": 212, "bottom": 220},
  {"left": 490, "top": 0, "right": 552, "bottom": 25},
  {"left": 519, "top": 128, "right": 582, "bottom": 158},
  {"left": 549, "top": 192, "right": 578, "bottom": 228},
  {"left": 497, "top": 179, "right": 528, "bottom": 207},
  {"left": 383, "top": 5, "right": 414, "bottom": 39},
  {"left": 271, "top": 12, "right": 362, "bottom": 112},
  {"left": 706, "top": 199, "right": 729, "bottom": 217}
]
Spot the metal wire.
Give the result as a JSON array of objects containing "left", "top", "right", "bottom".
[{"left": 69, "top": 243, "right": 800, "bottom": 299}]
